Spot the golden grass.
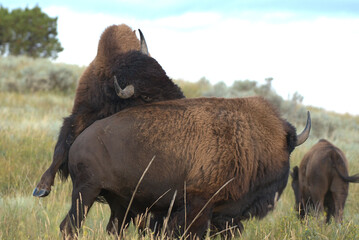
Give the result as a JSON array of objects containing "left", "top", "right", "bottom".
[{"left": 1, "top": 92, "right": 359, "bottom": 239}]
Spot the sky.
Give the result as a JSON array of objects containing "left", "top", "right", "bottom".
[{"left": 6, "top": 0, "right": 359, "bottom": 115}]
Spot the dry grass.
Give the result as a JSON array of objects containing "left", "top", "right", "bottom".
[{"left": 1, "top": 92, "right": 359, "bottom": 239}]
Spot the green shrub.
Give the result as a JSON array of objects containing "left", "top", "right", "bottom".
[
  {"left": 0, "top": 56, "right": 84, "bottom": 93},
  {"left": 1, "top": 55, "right": 356, "bottom": 143}
]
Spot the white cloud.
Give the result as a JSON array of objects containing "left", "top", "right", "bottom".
[{"left": 45, "top": 6, "right": 359, "bottom": 115}]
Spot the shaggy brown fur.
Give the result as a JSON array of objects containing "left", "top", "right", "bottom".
[
  {"left": 33, "top": 24, "right": 184, "bottom": 197},
  {"left": 59, "top": 97, "right": 311, "bottom": 239},
  {"left": 291, "top": 139, "right": 359, "bottom": 223}
]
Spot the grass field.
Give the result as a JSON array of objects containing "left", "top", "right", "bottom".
[{"left": 1, "top": 92, "right": 359, "bottom": 239}]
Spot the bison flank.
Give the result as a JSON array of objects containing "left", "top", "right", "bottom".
[{"left": 60, "top": 97, "right": 311, "bottom": 239}]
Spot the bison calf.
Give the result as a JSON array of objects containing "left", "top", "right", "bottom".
[
  {"left": 59, "top": 97, "right": 311, "bottom": 239},
  {"left": 291, "top": 139, "right": 359, "bottom": 223}
]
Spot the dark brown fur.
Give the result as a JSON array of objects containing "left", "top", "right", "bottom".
[
  {"left": 291, "top": 139, "right": 359, "bottom": 223},
  {"left": 59, "top": 97, "right": 310, "bottom": 239},
  {"left": 34, "top": 24, "right": 184, "bottom": 197}
]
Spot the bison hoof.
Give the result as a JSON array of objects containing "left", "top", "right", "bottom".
[{"left": 32, "top": 187, "right": 50, "bottom": 197}]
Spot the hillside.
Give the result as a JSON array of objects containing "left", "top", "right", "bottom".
[{"left": 1, "top": 56, "right": 359, "bottom": 239}]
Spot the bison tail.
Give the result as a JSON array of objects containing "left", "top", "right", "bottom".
[
  {"left": 343, "top": 173, "right": 359, "bottom": 183},
  {"left": 331, "top": 151, "right": 359, "bottom": 183},
  {"left": 335, "top": 167, "right": 359, "bottom": 183},
  {"left": 335, "top": 168, "right": 359, "bottom": 183}
]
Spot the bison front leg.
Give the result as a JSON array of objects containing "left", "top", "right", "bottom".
[
  {"left": 34, "top": 112, "right": 101, "bottom": 197},
  {"left": 33, "top": 116, "right": 74, "bottom": 197},
  {"left": 60, "top": 183, "right": 101, "bottom": 239}
]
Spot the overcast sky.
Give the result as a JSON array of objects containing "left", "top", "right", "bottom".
[{"left": 7, "top": 0, "right": 359, "bottom": 115}]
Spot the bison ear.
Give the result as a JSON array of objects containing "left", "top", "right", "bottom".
[
  {"left": 291, "top": 166, "right": 299, "bottom": 179},
  {"left": 138, "top": 29, "right": 149, "bottom": 56}
]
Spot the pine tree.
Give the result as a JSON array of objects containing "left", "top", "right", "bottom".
[
  {"left": 0, "top": 5, "right": 63, "bottom": 59},
  {"left": 0, "top": 6, "right": 11, "bottom": 55}
]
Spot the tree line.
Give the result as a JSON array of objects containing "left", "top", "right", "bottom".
[{"left": 0, "top": 5, "right": 63, "bottom": 59}]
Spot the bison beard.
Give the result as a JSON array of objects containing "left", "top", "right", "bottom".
[
  {"left": 33, "top": 24, "right": 184, "bottom": 197},
  {"left": 59, "top": 97, "right": 311, "bottom": 239},
  {"left": 291, "top": 139, "right": 359, "bottom": 223}
]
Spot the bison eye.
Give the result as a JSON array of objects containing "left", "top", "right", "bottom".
[{"left": 141, "top": 95, "right": 152, "bottom": 102}]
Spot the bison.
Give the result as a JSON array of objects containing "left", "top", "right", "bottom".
[
  {"left": 33, "top": 24, "right": 184, "bottom": 197},
  {"left": 291, "top": 139, "right": 359, "bottom": 223},
  {"left": 59, "top": 97, "right": 311, "bottom": 239}
]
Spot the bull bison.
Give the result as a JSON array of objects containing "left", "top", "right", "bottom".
[
  {"left": 59, "top": 97, "right": 311, "bottom": 239},
  {"left": 291, "top": 139, "right": 359, "bottom": 223},
  {"left": 33, "top": 24, "right": 184, "bottom": 197}
]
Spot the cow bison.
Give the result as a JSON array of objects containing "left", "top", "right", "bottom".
[
  {"left": 59, "top": 97, "right": 311, "bottom": 239},
  {"left": 33, "top": 24, "right": 184, "bottom": 197},
  {"left": 291, "top": 139, "right": 359, "bottom": 223}
]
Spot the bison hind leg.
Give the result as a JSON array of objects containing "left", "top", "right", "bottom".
[
  {"left": 101, "top": 191, "right": 133, "bottom": 236},
  {"left": 330, "top": 176, "right": 349, "bottom": 223},
  {"left": 60, "top": 180, "right": 101, "bottom": 239},
  {"left": 211, "top": 216, "right": 244, "bottom": 238},
  {"left": 102, "top": 191, "right": 162, "bottom": 237},
  {"left": 168, "top": 196, "right": 213, "bottom": 239},
  {"left": 324, "top": 191, "right": 335, "bottom": 223}
]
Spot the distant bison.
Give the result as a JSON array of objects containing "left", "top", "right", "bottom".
[
  {"left": 291, "top": 139, "right": 359, "bottom": 223},
  {"left": 33, "top": 24, "right": 184, "bottom": 197},
  {"left": 59, "top": 97, "right": 311, "bottom": 239}
]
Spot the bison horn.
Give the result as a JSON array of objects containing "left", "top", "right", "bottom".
[
  {"left": 138, "top": 29, "right": 149, "bottom": 56},
  {"left": 114, "top": 76, "right": 134, "bottom": 99},
  {"left": 296, "top": 111, "right": 311, "bottom": 146}
]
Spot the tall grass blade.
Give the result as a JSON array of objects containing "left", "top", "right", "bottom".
[{"left": 118, "top": 155, "right": 156, "bottom": 239}]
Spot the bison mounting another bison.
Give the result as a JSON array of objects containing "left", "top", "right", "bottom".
[
  {"left": 291, "top": 139, "right": 359, "bottom": 223},
  {"left": 33, "top": 23, "right": 316, "bottom": 239},
  {"left": 33, "top": 24, "right": 184, "bottom": 197},
  {"left": 59, "top": 97, "right": 311, "bottom": 239}
]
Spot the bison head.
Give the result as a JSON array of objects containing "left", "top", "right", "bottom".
[
  {"left": 111, "top": 51, "right": 184, "bottom": 106},
  {"left": 96, "top": 28, "right": 184, "bottom": 109},
  {"left": 113, "top": 30, "right": 148, "bottom": 99},
  {"left": 103, "top": 47, "right": 184, "bottom": 110},
  {"left": 108, "top": 29, "right": 184, "bottom": 106}
]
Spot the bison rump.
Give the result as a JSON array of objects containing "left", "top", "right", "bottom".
[{"left": 291, "top": 139, "right": 359, "bottom": 223}]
